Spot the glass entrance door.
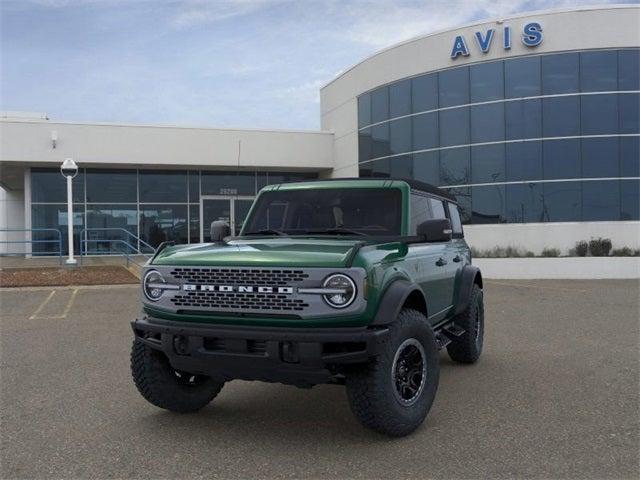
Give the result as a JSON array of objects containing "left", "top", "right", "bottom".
[{"left": 201, "top": 196, "right": 254, "bottom": 241}]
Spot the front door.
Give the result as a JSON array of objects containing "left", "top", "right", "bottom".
[{"left": 201, "top": 196, "right": 254, "bottom": 241}]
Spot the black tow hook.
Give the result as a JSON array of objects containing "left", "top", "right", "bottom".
[{"left": 173, "top": 335, "right": 190, "bottom": 355}]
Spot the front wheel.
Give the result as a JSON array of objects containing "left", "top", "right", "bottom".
[
  {"left": 131, "top": 340, "right": 224, "bottom": 413},
  {"left": 345, "top": 309, "right": 440, "bottom": 437}
]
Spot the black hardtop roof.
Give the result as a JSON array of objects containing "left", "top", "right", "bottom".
[{"left": 290, "top": 177, "right": 457, "bottom": 203}]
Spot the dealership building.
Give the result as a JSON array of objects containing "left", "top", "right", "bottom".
[{"left": 1, "top": 5, "right": 638, "bottom": 256}]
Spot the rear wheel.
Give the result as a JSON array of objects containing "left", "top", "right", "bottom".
[
  {"left": 131, "top": 340, "right": 224, "bottom": 413},
  {"left": 447, "top": 283, "right": 484, "bottom": 364},
  {"left": 345, "top": 309, "right": 440, "bottom": 437}
]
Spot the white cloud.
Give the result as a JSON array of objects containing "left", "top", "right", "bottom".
[
  {"left": 170, "top": 0, "right": 288, "bottom": 29},
  {"left": 333, "top": 0, "right": 591, "bottom": 49}
]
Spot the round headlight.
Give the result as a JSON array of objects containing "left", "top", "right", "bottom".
[
  {"left": 322, "top": 274, "right": 356, "bottom": 309},
  {"left": 143, "top": 270, "right": 165, "bottom": 302}
]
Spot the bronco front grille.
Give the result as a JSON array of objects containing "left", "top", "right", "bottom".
[
  {"left": 170, "top": 291, "right": 309, "bottom": 311},
  {"left": 169, "top": 267, "right": 309, "bottom": 286}
]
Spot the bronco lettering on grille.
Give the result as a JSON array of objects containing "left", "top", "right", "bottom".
[{"left": 182, "top": 285, "right": 294, "bottom": 294}]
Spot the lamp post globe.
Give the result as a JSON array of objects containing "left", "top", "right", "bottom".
[
  {"left": 60, "top": 158, "right": 78, "bottom": 178},
  {"left": 60, "top": 158, "right": 78, "bottom": 265}
]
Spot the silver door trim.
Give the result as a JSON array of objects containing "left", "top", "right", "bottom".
[{"left": 200, "top": 195, "right": 254, "bottom": 242}]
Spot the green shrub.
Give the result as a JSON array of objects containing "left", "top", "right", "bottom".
[
  {"left": 610, "top": 247, "right": 639, "bottom": 257},
  {"left": 574, "top": 240, "right": 589, "bottom": 257},
  {"left": 589, "top": 237, "right": 612, "bottom": 257},
  {"left": 541, "top": 248, "right": 560, "bottom": 257}
]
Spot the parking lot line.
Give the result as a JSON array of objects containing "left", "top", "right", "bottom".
[
  {"left": 485, "top": 279, "right": 588, "bottom": 292},
  {"left": 28, "top": 290, "right": 56, "bottom": 320},
  {"left": 28, "top": 288, "right": 80, "bottom": 320}
]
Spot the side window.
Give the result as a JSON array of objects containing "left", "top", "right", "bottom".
[
  {"left": 410, "top": 193, "right": 431, "bottom": 234},
  {"left": 428, "top": 198, "right": 446, "bottom": 219},
  {"left": 448, "top": 202, "right": 464, "bottom": 236}
]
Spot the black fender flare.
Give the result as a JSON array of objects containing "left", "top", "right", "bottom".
[
  {"left": 454, "top": 265, "right": 483, "bottom": 316},
  {"left": 371, "top": 279, "right": 427, "bottom": 326}
]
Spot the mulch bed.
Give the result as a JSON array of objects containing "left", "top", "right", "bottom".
[{"left": 0, "top": 266, "right": 139, "bottom": 288}]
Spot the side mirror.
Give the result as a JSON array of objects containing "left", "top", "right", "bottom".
[
  {"left": 416, "top": 218, "right": 452, "bottom": 242},
  {"left": 210, "top": 221, "right": 231, "bottom": 243}
]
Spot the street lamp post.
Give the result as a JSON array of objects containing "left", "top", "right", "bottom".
[{"left": 60, "top": 158, "right": 78, "bottom": 265}]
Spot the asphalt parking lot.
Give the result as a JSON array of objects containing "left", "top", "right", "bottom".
[{"left": 1, "top": 280, "right": 638, "bottom": 479}]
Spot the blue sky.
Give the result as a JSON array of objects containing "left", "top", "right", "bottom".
[{"left": 1, "top": 0, "right": 635, "bottom": 130}]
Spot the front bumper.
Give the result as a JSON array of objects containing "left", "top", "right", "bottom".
[{"left": 131, "top": 316, "right": 389, "bottom": 387}]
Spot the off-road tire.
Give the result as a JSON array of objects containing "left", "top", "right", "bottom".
[
  {"left": 345, "top": 308, "right": 440, "bottom": 437},
  {"left": 131, "top": 340, "right": 224, "bottom": 413},
  {"left": 447, "top": 284, "right": 484, "bottom": 364}
]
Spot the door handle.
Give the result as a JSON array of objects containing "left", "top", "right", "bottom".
[
  {"left": 436, "top": 257, "right": 447, "bottom": 267},
  {"left": 453, "top": 255, "right": 462, "bottom": 263}
]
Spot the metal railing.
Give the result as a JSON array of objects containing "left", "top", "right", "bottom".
[
  {"left": 79, "top": 228, "right": 155, "bottom": 267},
  {"left": 0, "top": 228, "right": 64, "bottom": 264}
]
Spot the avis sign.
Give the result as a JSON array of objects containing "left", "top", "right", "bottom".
[{"left": 450, "top": 22, "right": 543, "bottom": 59}]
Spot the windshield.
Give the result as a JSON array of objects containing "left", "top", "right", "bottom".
[{"left": 242, "top": 188, "right": 402, "bottom": 236}]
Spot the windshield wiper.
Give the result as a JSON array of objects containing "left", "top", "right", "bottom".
[
  {"left": 243, "top": 229, "right": 288, "bottom": 236},
  {"left": 304, "top": 228, "right": 367, "bottom": 236}
]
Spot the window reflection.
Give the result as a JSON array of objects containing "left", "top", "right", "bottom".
[
  {"left": 390, "top": 79, "right": 411, "bottom": 118},
  {"left": 505, "top": 99, "right": 542, "bottom": 140},
  {"left": 542, "top": 52, "right": 579, "bottom": 94},
  {"left": 389, "top": 117, "right": 411, "bottom": 155},
  {"left": 620, "top": 137, "right": 640, "bottom": 177},
  {"left": 355, "top": 49, "right": 635, "bottom": 226},
  {"left": 188, "top": 171, "right": 200, "bottom": 202},
  {"left": 189, "top": 205, "right": 200, "bottom": 243},
  {"left": 359, "top": 128, "right": 373, "bottom": 162},
  {"left": 470, "top": 103, "right": 504, "bottom": 143},
  {"left": 139, "top": 170, "right": 188, "bottom": 203},
  {"left": 413, "top": 152, "right": 440, "bottom": 185},
  {"left": 411, "top": 73, "right": 438, "bottom": 113},
  {"left": 358, "top": 94, "right": 371, "bottom": 128},
  {"left": 621, "top": 180, "right": 640, "bottom": 220},
  {"left": 439, "top": 108, "right": 469, "bottom": 147},
  {"left": 506, "top": 142, "right": 543, "bottom": 182},
  {"left": 439, "top": 67, "right": 469, "bottom": 107},
  {"left": 505, "top": 56, "right": 541, "bottom": 98},
  {"left": 412, "top": 112, "right": 438, "bottom": 150},
  {"left": 31, "top": 204, "right": 84, "bottom": 255},
  {"left": 581, "top": 94, "right": 618, "bottom": 135},
  {"left": 440, "top": 147, "right": 470, "bottom": 186},
  {"left": 543, "top": 96, "right": 580, "bottom": 137},
  {"left": 471, "top": 185, "right": 505, "bottom": 224},
  {"left": 582, "top": 138, "right": 619, "bottom": 178},
  {"left": 470, "top": 61, "right": 504, "bottom": 102},
  {"left": 542, "top": 182, "right": 581, "bottom": 222},
  {"left": 140, "top": 205, "right": 188, "bottom": 248},
  {"left": 371, "top": 123, "right": 390, "bottom": 158},
  {"left": 618, "top": 49, "right": 640, "bottom": 91},
  {"left": 389, "top": 155, "right": 413, "bottom": 178},
  {"left": 506, "top": 183, "right": 543, "bottom": 223},
  {"left": 583, "top": 181, "right": 620, "bottom": 221},
  {"left": 86, "top": 205, "right": 138, "bottom": 254},
  {"left": 31, "top": 168, "right": 84, "bottom": 203},
  {"left": 86, "top": 169, "right": 136, "bottom": 203},
  {"left": 543, "top": 139, "right": 581, "bottom": 180},
  {"left": 371, "top": 86, "right": 389, "bottom": 123},
  {"left": 619, "top": 93, "right": 639, "bottom": 134},
  {"left": 471, "top": 145, "right": 505, "bottom": 184},
  {"left": 580, "top": 51, "right": 617, "bottom": 92}
]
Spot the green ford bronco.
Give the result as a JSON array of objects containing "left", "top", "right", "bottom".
[{"left": 131, "top": 178, "right": 484, "bottom": 436}]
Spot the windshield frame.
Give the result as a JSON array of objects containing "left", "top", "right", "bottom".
[{"left": 239, "top": 186, "right": 407, "bottom": 238}]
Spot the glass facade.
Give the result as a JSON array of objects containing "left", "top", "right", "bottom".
[
  {"left": 30, "top": 168, "right": 315, "bottom": 254},
  {"left": 358, "top": 48, "right": 640, "bottom": 224}
]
